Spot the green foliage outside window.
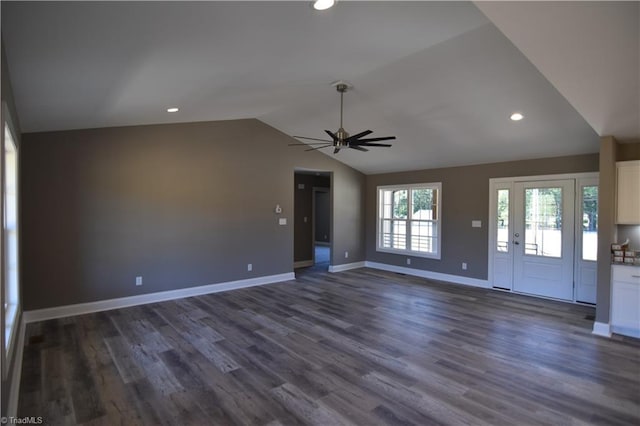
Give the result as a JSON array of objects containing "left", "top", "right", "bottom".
[{"left": 392, "top": 188, "right": 435, "bottom": 218}]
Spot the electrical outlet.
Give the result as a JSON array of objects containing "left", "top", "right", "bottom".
[
  {"left": 462, "top": 262, "right": 467, "bottom": 270},
  {"left": 345, "top": 251, "right": 349, "bottom": 259},
  {"left": 247, "top": 263, "right": 253, "bottom": 272},
  {"left": 407, "top": 258, "right": 411, "bottom": 265},
  {"left": 135, "top": 276, "right": 143, "bottom": 286}
]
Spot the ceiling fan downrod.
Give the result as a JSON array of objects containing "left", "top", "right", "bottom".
[{"left": 335, "top": 83, "right": 349, "bottom": 146}]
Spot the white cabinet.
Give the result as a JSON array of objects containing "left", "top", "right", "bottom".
[
  {"left": 611, "top": 265, "right": 640, "bottom": 338},
  {"left": 616, "top": 161, "right": 640, "bottom": 224}
]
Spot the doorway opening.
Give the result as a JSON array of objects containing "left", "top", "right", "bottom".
[
  {"left": 294, "top": 170, "right": 332, "bottom": 271},
  {"left": 489, "top": 173, "right": 598, "bottom": 303},
  {"left": 313, "top": 187, "right": 331, "bottom": 268}
]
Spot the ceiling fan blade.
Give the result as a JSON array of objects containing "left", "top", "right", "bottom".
[
  {"left": 296, "top": 86, "right": 395, "bottom": 155},
  {"left": 289, "top": 142, "right": 333, "bottom": 146},
  {"left": 305, "top": 144, "right": 332, "bottom": 152},
  {"left": 325, "top": 130, "right": 338, "bottom": 141},
  {"left": 293, "top": 136, "right": 333, "bottom": 143},
  {"left": 344, "top": 130, "right": 373, "bottom": 142},
  {"left": 351, "top": 136, "right": 396, "bottom": 144},
  {"left": 359, "top": 142, "right": 392, "bottom": 147}
]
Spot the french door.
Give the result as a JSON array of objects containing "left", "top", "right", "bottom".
[
  {"left": 512, "top": 180, "right": 575, "bottom": 300},
  {"left": 489, "top": 174, "right": 598, "bottom": 303}
]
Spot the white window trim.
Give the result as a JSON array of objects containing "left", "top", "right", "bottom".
[
  {"left": 2, "top": 101, "right": 20, "bottom": 377},
  {"left": 376, "top": 182, "right": 442, "bottom": 260}
]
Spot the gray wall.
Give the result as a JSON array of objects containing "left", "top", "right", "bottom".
[
  {"left": 293, "top": 173, "right": 330, "bottom": 262},
  {"left": 1, "top": 40, "right": 22, "bottom": 418},
  {"left": 365, "top": 154, "right": 599, "bottom": 280},
  {"left": 21, "top": 119, "right": 365, "bottom": 311},
  {"left": 618, "top": 142, "right": 640, "bottom": 161},
  {"left": 596, "top": 137, "right": 640, "bottom": 324}
]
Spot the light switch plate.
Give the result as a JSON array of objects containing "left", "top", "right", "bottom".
[
  {"left": 472, "top": 220, "right": 482, "bottom": 228},
  {"left": 279, "top": 218, "right": 287, "bottom": 225}
]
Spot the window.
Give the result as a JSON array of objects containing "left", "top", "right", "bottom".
[
  {"left": 3, "top": 116, "right": 19, "bottom": 355},
  {"left": 581, "top": 185, "right": 598, "bottom": 261},
  {"left": 496, "top": 188, "right": 509, "bottom": 253},
  {"left": 377, "top": 183, "right": 441, "bottom": 259}
]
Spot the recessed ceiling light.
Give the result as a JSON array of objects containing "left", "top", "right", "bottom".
[
  {"left": 510, "top": 112, "right": 524, "bottom": 121},
  {"left": 167, "top": 107, "right": 179, "bottom": 113},
  {"left": 313, "top": 0, "right": 335, "bottom": 11}
]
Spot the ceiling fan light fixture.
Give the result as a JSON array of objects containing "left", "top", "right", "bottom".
[
  {"left": 290, "top": 81, "right": 395, "bottom": 154},
  {"left": 313, "top": 0, "right": 335, "bottom": 11}
]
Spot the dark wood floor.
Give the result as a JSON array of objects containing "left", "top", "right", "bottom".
[{"left": 18, "top": 267, "right": 640, "bottom": 425}]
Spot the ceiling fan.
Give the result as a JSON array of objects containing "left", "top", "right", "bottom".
[{"left": 289, "top": 81, "right": 395, "bottom": 154}]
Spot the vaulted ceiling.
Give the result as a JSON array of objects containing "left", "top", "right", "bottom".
[{"left": 2, "top": 1, "right": 637, "bottom": 174}]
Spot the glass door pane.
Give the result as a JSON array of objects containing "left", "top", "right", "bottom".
[
  {"left": 496, "top": 189, "right": 509, "bottom": 252},
  {"left": 524, "top": 187, "right": 562, "bottom": 258}
]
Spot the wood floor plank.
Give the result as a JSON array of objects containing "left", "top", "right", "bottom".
[
  {"left": 189, "top": 338, "right": 241, "bottom": 373},
  {"left": 270, "top": 382, "right": 354, "bottom": 426},
  {"left": 362, "top": 370, "right": 490, "bottom": 426},
  {"left": 60, "top": 322, "right": 107, "bottom": 424},
  {"left": 103, "top": 335, "right": 146, "bottom": 384},
  {"left": 123, "top": 378, "right": 175, "bottom": 426},
  {"left": 17, "top": 267, "right": 640, "bottom": 425}
]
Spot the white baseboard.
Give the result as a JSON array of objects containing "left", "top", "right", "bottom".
[
  {"left": 23, "top": 272, "right": 295, "bottom": 323},
  {"left": 294, "top": 260, "right": 314, "bottom": 268},
  {"left": 329, "top": 261, "right": 366, "bottom": 273},
  {"left": 364, "top": 261, "right": 490, "bottom": 288},
  {"left": 592, "top": 321, "right": 611, "bottom": 338},
  {"left": 610, "top": 325, "right": 639, "bottom": 338},
  {"left": 7, "top": 314, "right": 26, "bottom": 418}
]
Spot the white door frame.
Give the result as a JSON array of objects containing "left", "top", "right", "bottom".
[{"left": 488, "top": 172, "right": 598, "bottom": 303}]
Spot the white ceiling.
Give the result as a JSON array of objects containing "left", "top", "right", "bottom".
[{"left": 2, "top": 1, "right": 636, "bottom": 174}]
